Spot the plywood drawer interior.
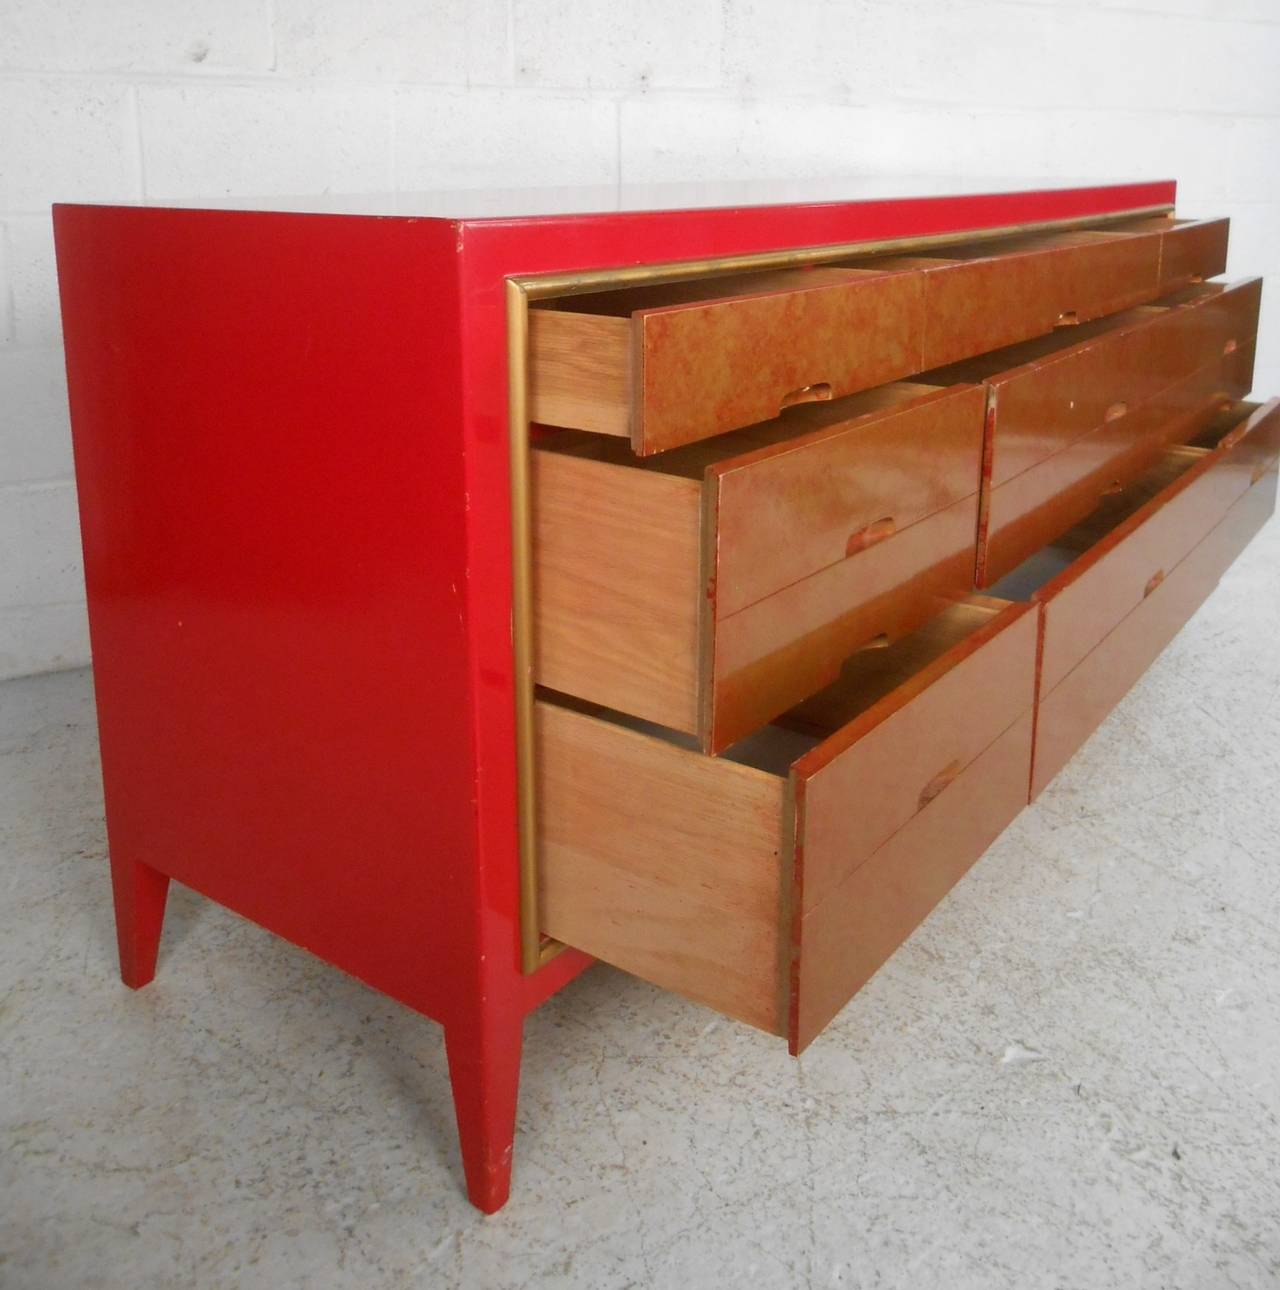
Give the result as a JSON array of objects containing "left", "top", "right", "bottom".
[{"left": 536, "top": 597, "right": 1037, "bottom": 1052}]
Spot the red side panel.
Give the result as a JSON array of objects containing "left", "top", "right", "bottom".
[{"left": 54, "top": 206, "right": 498, "bottom": 1023}]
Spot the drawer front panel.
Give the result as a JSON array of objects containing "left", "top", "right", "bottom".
[
  {"left": 1038, "top": 400, "right": 1280, "bottom": 694},
  {"left": 791, "top": 603, "right": 1038, "bottom": 915},
  {"left": 637, "top": 270, "right": 926, "bottom": 454},
  {"left": 711, "top": 384, "right": 985, "bottom": 618},
  {"left": 792, "top": 710, "right": 1034, "bottom": 1054},
  {"left": 978, "top": 360, "right": 1242, "bottom": 586},
  {"left": 1032, "top": 461, "right": 1279, "bottom": 799},
  {"left": 709, "top": 493, "right": 979, "bottom": 752},
  {"left": 987, "top": 279, "right": 1261, "bottom": 487},
  {"left": 918, "top": 231, "right": 1162, "bottom": 369},
  {"left": 536, "top": 699, "right": 789, "bottom": 1034},
  {"left": 1159, "top": 217, "right": 1230, "bottom": 290}
]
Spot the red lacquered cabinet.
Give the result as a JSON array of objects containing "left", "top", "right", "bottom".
[{"left": 53, "top": 180, "right": 1275, "bottom": 1212}]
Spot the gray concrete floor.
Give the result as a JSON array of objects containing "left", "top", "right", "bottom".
[{"left": 3, "top": 520, "right": 1280, "bottom": 1290}]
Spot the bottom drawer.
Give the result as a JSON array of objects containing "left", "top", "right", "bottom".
[
  {"left": 537, "top": 596, "right": 1037, "bottom": 1053},
  {"left": 1032, "top": 458, "right": 1278, "bottom": 797}
]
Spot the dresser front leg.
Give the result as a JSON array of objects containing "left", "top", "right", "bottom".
[
  {"left": 444, "top": 1011, "right": 524, "bottom": 1214},
  {"left": 109, "top": 854, "right": 170, "bottom": 989}
]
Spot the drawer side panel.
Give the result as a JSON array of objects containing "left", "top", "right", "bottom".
[
  {"left": 537, "top": 701, "right": 789, "bottom": 1034},
  {"left": 532, "top": 449, "right": 702, "bottom": 733}
]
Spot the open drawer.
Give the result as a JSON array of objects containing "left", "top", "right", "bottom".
[
  {"left": 988, "top": 399, "right": 1280, "bottom": 797},
  {"left": 528, "top": 217, "right": 1228, "bottom": 455},
  {"left": 533, "top": 381, "right": 985, "bottom": 753},
  {"left": 536, "top": 596, "right": 1038, "bottom": 1053},
  {"left": 963, "top": 277, "right": 1261, "bottom": 584},
  {"left": 858, "top": 217, "right": 1226, "bottom": 370}
]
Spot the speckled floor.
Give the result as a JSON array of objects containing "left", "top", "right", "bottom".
[{"left": 3, "top": 520, "right": 1280, "bottom": 1290}]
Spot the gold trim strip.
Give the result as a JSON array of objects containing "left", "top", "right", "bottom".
[{"left": 511, "top": 201, "right": 1174, "bottom": 974}]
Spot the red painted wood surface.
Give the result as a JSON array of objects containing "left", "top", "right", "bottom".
[{"left": 53, "top": 180, "right": 1176, "bottom": 1212}]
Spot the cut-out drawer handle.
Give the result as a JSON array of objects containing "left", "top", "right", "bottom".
[
  {"left": 918, "top": 759, "right": 963, "bottom": 810},
  {"left": 781, "top": 382, "right": 833, "bottom": 410},
  {"left": 846, "top": 516, "right": 897, "bottom": 555},
  {"left": 1144, "top": 569, "right": 1166, "bottom": 598},
  {"left": 1101, "top": 479, "right": 1124, "bottom": 498},
  {"left": 1056, "top": 310, "right": 1080, "bottom": 326},
  {"left": 1223, "top": 338, "right": 1238, "bottom": 356},
  {"left": 1104, "top": 402, "right": 1128, "bottom": 423}
]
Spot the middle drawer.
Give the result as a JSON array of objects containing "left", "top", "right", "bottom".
[{"left": 533, "top": 380, "right": 985, "bottom": 753}]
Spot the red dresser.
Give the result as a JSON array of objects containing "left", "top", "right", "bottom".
[{"left": 53, "top": 181, "right": 1276, "bottom": 1212}]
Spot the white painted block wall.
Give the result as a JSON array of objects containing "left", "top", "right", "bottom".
[{"left": 2, "top": 0, "right": 1278, "bottom": 679}]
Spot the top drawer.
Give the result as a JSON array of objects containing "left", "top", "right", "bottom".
[{"left": 528, "top": 217, "right": 1229, "bottom": 455}]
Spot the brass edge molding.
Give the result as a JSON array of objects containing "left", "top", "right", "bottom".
[
  {"left": 507, "top": 277, "right": 554, "bottom": 974},
  {"left": 509, "top": 201, "right": 1173, "bottom": 975}
]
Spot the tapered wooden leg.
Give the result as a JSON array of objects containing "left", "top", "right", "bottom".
[
  {"left": 109, "top": 854, "right": 170, "bottom": 989},
  {"left": 444, "top": 1011, "right": 524, "bottom": 1214}
]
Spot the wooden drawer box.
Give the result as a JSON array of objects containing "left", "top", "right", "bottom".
[
  {"left": 965, "top": 278, "right": 1261, "bottom": 584},
  {"left": 860, "top": 218, "right": 1226, "bottom": 370},
  {"left": 987, "top": 400, "right": 1280, "bottom": 797},
  {"left": 536, "top": 597, "right": 1038, "bottom": 1053},
  {"left": 534, "top": 381, "right": 985, "bottom": 753},
  {"left": 1033, "top": 463, "right": 1279, "bottom": 797},
  {"left": 529, "top": 218, "right": 1229, "bottom": 455}
]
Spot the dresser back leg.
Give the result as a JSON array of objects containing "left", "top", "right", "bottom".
[
  {"left": 109, "top": 854, "right": 170, "bottom": 989},
  {"left": 444, "top": 1012, "right": 524, "bottom": 1214}
]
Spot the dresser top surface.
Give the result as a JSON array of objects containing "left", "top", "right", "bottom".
[{"left": 58, "top": 175, "right": 1176, "bottom": 223}]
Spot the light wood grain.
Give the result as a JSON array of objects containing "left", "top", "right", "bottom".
[
  {"left": 791, "top": 711, "right": 1034, "bottom": 1053},
  {"left": 1036, "top": 399, "right": 1280, "bottom": 694},
  {"left": 791, "top": 603, "right": 1037, "bottom": 915},
  {"left": 709, "top": 492, "right": 980, "bottom": 751},
  {"left": 528, "top": 308, "right": 631, "bottom": 437},
  {"left": 532, "top": 447, "right": 701, "bottom": 733},
  {"left": 1033, "top": 462, "right": 1277, "bottom": 798},
  {"left": 710, "top": 383, "right": 986, "bottom": 618},
  {"left": 635, "top": 268, "right": 926, "bottom": 454},
  {"left": 536, "top": 700, "right": 789, "bottom": 1034}
]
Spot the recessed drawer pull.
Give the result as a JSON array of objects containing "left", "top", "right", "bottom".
[
  {"left": 1144, "top": 569, "right": 1166, "bottom": 598},
  {"left": 917, "top": 758, "right": 963, "bottom": 810},
  {"left": 780, "top": 382, "right": 833, "bottom": 411},
  {"left": 1055, "top": 310, "right": 1080, "bottom": 326},
  {"left": 845, "top": 516, "right": 897, "bottom": 555},
  {"left": 1223, "top": 338, "right": 1238, "bottom": 356},
  {"left": 1104, "top": 402, "right": 1128, "bottom": 422},
  {"left": 1101, "top": 479, "right": 1124, "bottom": 497}
]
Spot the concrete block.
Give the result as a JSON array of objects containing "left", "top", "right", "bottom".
[
  {"left": 273, "top": 0, "right": 509, "bottom": 84},
  {"left": 512, "top": 0, "right": 721, "bottom": 90},
  {"left": 0, "top": 349, "right": 74, "bottom": 485},
  {"left": 137, "top": 83, "right": 393, "bottom": 198},
  {"left": 0, "top": 0, "right": 273, "bottom": 74},
  {"left": 394, "top": 87, "right": 617, "bottom": 190},
  {"left": 0, "top": 79, "right": 141, "bottom": 213}
]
